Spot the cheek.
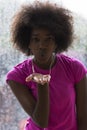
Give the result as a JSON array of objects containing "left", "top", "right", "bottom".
[
  {"left": 31, "top": 49, "right": 40, "bottom": 56},
  {"left": 50, "top": 45, "right": 57, "bottom": 52}
]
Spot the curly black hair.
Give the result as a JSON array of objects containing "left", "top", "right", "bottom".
[{"left": 10, "top": 1, "right": 74, "bottom": 55}]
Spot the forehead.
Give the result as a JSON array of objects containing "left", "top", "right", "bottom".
[{"left": 31, "top": 28, "right": 53, "bottom": 36}]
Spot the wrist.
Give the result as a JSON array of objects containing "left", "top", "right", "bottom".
[{"left": 38, "top": 83, "right": 49, "bottom": 87}]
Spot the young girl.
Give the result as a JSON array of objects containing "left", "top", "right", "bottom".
[{"left": 6, "top": 1, "right": 87, "bottom": 130}]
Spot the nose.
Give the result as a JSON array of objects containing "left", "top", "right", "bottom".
[
  {"left": 38, "top": 41, "right": 46, "bottom": 55},
  {"left": 39, "top": 40, "right": 46, "bottom": 49},
  {"left": 39, "top": 49, "right": 45, "bottom": 56}
]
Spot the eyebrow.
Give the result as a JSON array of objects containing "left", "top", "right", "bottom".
[{"left": 32, "top": 33, "right": 53, "bottom": 36}]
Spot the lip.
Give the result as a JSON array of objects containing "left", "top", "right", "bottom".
[
  {"left": 38, "top": 51, "right": 47, "bottom": 58},
  {"left": 38, "top": 55, "right": 47, "bottom": 61}
]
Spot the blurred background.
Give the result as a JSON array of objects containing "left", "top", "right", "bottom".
[{"left": 0, "top": 0, "right": 87, "bottom": 129}]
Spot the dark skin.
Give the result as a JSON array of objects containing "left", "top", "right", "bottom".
[
  {"left": 76, "top": 75, "right": 87, "bottom": 130},
  {"left": 8, "top": 81, "right": 49, "bottom": 128},
  {"left": 8, "top": 28, "right": 57, "bottom": 128},
  {"left": 29, "top": 28, "right": 57, "bottom": 69},
  {"left": 7, "top": 28, "right": 87, "bottom": 129}
]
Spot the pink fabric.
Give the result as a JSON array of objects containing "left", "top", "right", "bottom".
[{"left": 6, "top": 54, "right": 87, "bottom": 130}]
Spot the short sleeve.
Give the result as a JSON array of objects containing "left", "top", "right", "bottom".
[
  {"left": 6, "top": 61, "right": 30, "bottom": 86},
  {"left": 72, "top": 59, "right": 87, "bottom": 83}
]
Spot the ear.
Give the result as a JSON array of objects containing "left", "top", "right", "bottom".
[
  {"left": 28, "top": 45, "right": 33, "bottom": 55},
  {"left": 28, "top": 44, "right": 31, "bottom": 49},
  {"left": 54, "top": 44, "right": 57, "bottom": 52}
]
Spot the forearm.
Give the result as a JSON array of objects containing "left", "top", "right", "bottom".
[
  {"left": 78, "top": 118, "right": 87, "bottom": 130},
  {"left": 78, "top": 125, "right": 87, "bottom": 130},
  {"left": 8, "top": 80, "right": 49, "bottom": 128},
  {"left": 77, "top": 111, "right": 87, "bottom": 130},
  {"left": 32, "top": 83, "right": 49, "bottom": 128},
  {"left": 76, "top": 75, "right": 87, "bottom": 130}
]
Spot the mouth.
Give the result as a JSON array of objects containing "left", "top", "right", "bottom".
[
  {"left": 38, "top": 49, "right": 46, "bottom": 56},
  {"left": 40, "top": 52, "right": 45, "bottom": 57},
  {"left": 38, "top": 55, "right": 46, "bottom": 61}
]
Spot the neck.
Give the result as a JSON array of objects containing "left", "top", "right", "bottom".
[{"left": 33, "top": 54, "right": 56, "bottom": 70}]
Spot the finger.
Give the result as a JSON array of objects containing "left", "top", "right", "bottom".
[
  {"left": 39, "top": 77, "right": 48, "bottom": 85},
  {"left": 43, "top": 75, "right": 51, "bottom": 82},
  {"left": 25, "top": 74, "right": 33, "bottom": 82}
]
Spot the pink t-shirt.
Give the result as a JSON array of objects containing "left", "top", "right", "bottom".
[{"left": 6, "top": 54, "right": 87, "bottom": 130}]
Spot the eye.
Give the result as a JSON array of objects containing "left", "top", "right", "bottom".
[
  {"left": 31, "top": 37, "right": 40, "bottom": 43},
  {"left": 45, "top": 36, "right": 55, "bottom": 42}
]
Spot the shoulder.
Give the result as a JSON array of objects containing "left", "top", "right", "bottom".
[
  {"left": 9, "top": 57, "right": 32, "bottom": 75},
  {"left": 15, "top": 57, "right": 32, "bottom": 69},
  {"left": 6, "top": 57, "right": 33, "bottom": 84},
  {"left": 57, "top": 53, "right": 87, "bottom": 83},
  {"left": 57, "top": 53, "right": 86, "bottom": 68}
]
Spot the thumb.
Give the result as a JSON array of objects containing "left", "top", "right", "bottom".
[{"left": 25, "top": 74, "right": 33, "bottom": 82}]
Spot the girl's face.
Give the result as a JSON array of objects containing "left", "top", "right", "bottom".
[{"left": 29, "top": 28, "right": 57, "bottom": 68}]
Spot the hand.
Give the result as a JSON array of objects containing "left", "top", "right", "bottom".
[{"left": 25, "top": 73, "right": 51, "bottom": 85}]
